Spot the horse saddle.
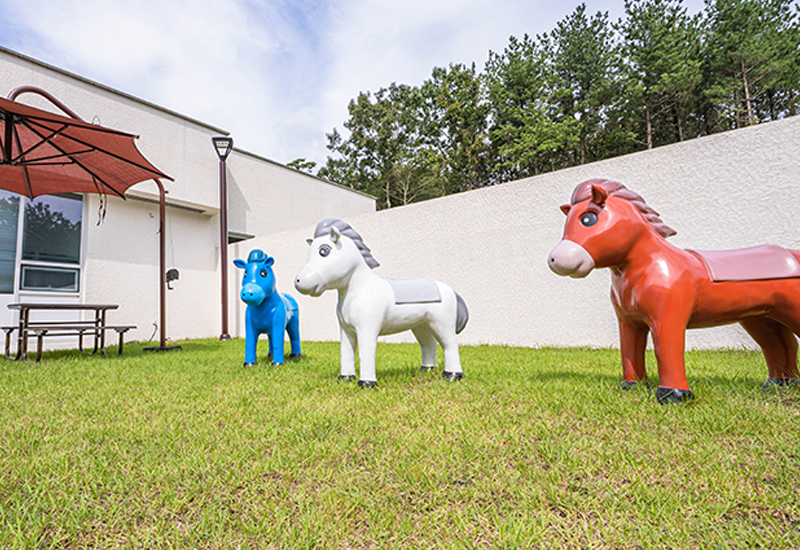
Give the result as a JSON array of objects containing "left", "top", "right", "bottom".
[
  {"left": 387, "top": 277, "right": 442, "bottom": 304},
  {"left": 688, "top": 245, "right": 800, "bottom": 282}
]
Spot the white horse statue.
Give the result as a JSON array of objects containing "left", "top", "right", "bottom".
[{"left": 294, "top": 218, "right": 469, "bottom": 387}]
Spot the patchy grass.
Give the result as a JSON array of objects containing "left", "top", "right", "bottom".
[{"left": 0, "top": 340, "right": 799, "bottom": 548}]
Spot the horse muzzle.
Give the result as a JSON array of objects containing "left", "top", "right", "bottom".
[
  {"left": 295, "top": 266, "right": 327, "bottom": 297},
  {"left": 240, "top": 284, "right": 266, "bottom": 306},
  {"left": 548, "top": 240, "right": 596, "bottom": 278}
]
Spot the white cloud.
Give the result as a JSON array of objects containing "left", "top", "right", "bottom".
[
  {"left": 0, "top": 0, "right": 708, "bottom": 168},
  {"left": 0, "top": 0, "right": 285, "bottom": 154}
]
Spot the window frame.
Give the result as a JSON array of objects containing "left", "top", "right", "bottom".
[
  {"left": 16, "top": 193, "right": 86, "bottom": 297},
  {"left": 19, "top": 263, "right": 81, "bottom": 293}
]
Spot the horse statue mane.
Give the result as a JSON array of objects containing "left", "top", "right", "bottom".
[
  {"left": 314, "top": 218, "right": 380, "bottom": 268},
  {"left": 569, "top": 178, "right": 677, "bottom": 239}
]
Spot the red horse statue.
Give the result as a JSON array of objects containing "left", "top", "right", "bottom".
[{"left": 549, "top": 178, "right": 800, "bottom": 403}]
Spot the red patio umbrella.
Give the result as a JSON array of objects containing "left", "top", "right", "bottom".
[
  {"left": 0, "top": 86, "right": 177, "bottom": 350},
  {"left": 0, "top": 87, "right": 171, "bottom": 197}
]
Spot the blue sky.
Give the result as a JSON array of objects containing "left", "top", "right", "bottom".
[{"left": 0, "top": 0, "right": 706, "bottom": 169}]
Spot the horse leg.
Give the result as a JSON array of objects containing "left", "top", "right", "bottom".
[
  {"left": 338, "top": 326, "right": 357, "bottom": 382},
  {"left": 761, "top": 299, "right": 800, "bottom": 384},
  {"left": 356, "top": 326, "right": 379, "bottom": 388},
  {"left": 619, "top": 319, "right": 649, "bottom": 390},
  {"left": 740, "top": 318, "right": 800, "bottom": 387},
  {"left": 284, "top": 295, "right": 301, "bottom": 360},
  {"left": 266, "top": 332, "right": 275, "bottom": 362},
  {"left": 286, "top": 314, "right": 302, "bottom": 360},
  {"left": 651, "top": 319, "right": 693, "bottom": 403},
  {"left": 270, "top": 323, "right": 286, "bottom": 365},
  {"left": 412, "top": 327, "right": 438, "bottom": 372},
  {"left": 428, "top": 327, "right": 462, "bottom": 381},
  {"left": 243, "top": 317, "right": 259, "bottom": 367}
]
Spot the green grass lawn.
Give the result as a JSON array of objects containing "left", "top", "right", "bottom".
[{"left": 1, "top": 339, "right": 799, "bottom": 549}]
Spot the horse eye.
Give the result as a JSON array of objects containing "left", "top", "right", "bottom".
[
  {"left": 580, "top": 212, "right": 598, "bottom": 227},
  {"left": 319, "top": 244, "right": 331, "bottom": 257},
  {"left": 260, "top": 269, "right": 267, "bottom": 277}
]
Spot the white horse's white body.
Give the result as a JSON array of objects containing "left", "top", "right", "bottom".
[{"left": 295, "top": 219, "right": 467, "bottom": 386}]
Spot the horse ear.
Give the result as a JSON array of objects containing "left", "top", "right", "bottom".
[
  {"left": 330, "top": 226, "right": 341, "bottom": 243},
  {"left": 591, "top": 184, "right": 608, "bottom": 207},
  {"left": 233, "top": 259, "right": 246, "bottom": 269},
  {"left": 264, "top": 257, "right": 274, "bottom": 268},
  {"left": 560, "top": 204, "right": 571, "bottom": 216}
]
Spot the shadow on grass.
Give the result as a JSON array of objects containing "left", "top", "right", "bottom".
[
  {"left": 528, "top": 368, "right": 622, "bottom": 387},
  {"left": 28, "top": 346, "right": 131, "bottom": 362},
  {"left": 157, "top": 338, "right": 236, "bottom": 352}
]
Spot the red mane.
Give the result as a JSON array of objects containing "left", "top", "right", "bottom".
[{"left": 569, "top": 178, "right": 677, "bottom": 239}]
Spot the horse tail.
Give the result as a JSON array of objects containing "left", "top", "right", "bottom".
[{"left": 454, "top": 292, "right": 469, "bottom": 334}]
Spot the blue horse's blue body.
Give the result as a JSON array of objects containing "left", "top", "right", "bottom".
[{"left": 234, "top": 250, "right": 301, "bottom": 365}]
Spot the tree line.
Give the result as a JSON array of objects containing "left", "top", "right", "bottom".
[{"left": 288, "top": 0, "right": 800, "bottom": 209}]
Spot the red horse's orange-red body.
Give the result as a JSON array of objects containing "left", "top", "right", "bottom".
[{"left": 549, "top": 179, "right": 800, "bottom": 403}]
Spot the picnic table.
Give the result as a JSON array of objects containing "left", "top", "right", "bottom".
[{"left": 3, "top": 303, "right": 136, "bottom": 361}]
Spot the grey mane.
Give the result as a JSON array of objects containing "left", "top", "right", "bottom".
[{"left": 313, "top": 218, "right": 380, "bottom": 269}]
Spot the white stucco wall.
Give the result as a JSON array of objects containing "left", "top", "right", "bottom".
[
  {"left": 234, "top": 115, "right": 800, "bottom": 351},
  {"left": 0, "top": 47, "right": 376, "bottom": 344},
  {"left": 226, "top": 149, "right": 376, "bottom": 239}
]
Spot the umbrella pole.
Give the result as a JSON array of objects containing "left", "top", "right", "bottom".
[
  {"left": 144, "top": 179, "right": 181, "bottom": 352},
  {"left": 8, "top": 86, "right": 85, "bottom": 120}
]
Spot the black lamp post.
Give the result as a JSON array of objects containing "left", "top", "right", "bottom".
[{"left": 213, "top": 136, "right": 233, "bottom": 341}]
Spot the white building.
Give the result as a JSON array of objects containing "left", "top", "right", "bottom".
[{"left": 0, "top": 46, "right": 375, "bottom": 344}]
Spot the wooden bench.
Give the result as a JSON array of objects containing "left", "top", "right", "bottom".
[
  {"left": 4, "top": 323, "right": 136, "bottom": 361},
  {"left": 4, "top": 303, "right": 135, "bottom": 362}
]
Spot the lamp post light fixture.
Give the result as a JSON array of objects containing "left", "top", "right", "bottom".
[
  {"left": 213, "top": 136, "right": 233, "bottom": 161},
  {"left": 213, "top": 136, "right": 233, "bottom": 341}
]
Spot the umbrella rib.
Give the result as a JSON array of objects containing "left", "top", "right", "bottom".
[
  {"left": 2, "top": 112, "right": 12, "bottom": 164},
  {"left": 16, "top": 150, "right": 96, "bottom": 166},
  {"left": 23, "top": 117, "right": 167, "bottom": 179},
  {"left": 11, "top": 120, "right": 73, "bottom": 164},
  {"left": 61, "top": 156, "right": 127, "bottom": 200},
  {"left": 12, "top": 124, "right": 34, "bottom": 197},
  {"left": 17, "top": 117, "right": 106, "bottom": 166},
  {"left": 21, "top": 164, "right": 33, "bottom": 198},
  {"left": 19, "top": 121, "right": 126, "bottom": 199}
]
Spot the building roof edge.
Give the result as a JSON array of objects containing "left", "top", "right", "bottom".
[
  {"left": 233, "top": 146, "right": 377, "bottom": 201},
  {"left": 0, "top": 45, "right": 230, "bottom": 135}
]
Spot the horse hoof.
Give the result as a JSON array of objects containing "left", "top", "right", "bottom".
[
  {"left": 338, "top": 374, "right": 356, "bottom": 382},
  {"left": 762, "top": 377, "right": 800, "bottom": 389},
  {"left": 243, "top": 362, "right": 256, "bottom": 368},
  {"left": 619, "top": 380, "right": 650, "bottom": 391},
  {"left": 288, "top": 354, "right": 302, "bottom": 361},
  {"left": 442, "top": 371, "right": 463, "bottom": 382},
  {"left": 419, "top": 365, "right": 436, "bottom": 373},
  {"left": 271, "top": 362, "right": 283, "bottom": 366},
  {"left": 357, "top": 380, "right": 378, "bottom": 389},
  {"left": 656, "top": 387, "right": 694, "bottom": 404}
]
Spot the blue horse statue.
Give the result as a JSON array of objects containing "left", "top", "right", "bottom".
[{"left": 234, "top": 249, "right": 301, "bottom": 366}]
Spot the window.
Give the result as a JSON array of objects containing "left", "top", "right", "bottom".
[
  {"left": 19, "top": 193, "right": 83, "bottom": 292},
  {"left": 20, "top": 265, "right": 79, "bottom": 292},
  {"left": 0, "top": 191, "right": 20, "bottom": 294},
  {"left": 22, "top": 194, "right": 82, "bottom": 264}
]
